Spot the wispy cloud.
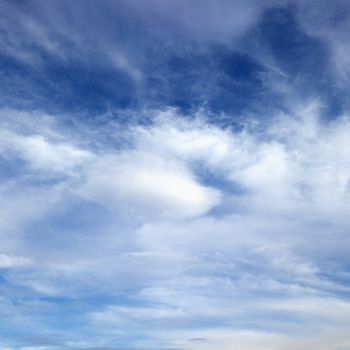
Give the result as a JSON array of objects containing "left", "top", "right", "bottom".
[
  {"left": 1, "top": 103, "right": 350, "bottom": 347},
  {"left": 1, "top": 1, "right": 350, "bottom": 349}
]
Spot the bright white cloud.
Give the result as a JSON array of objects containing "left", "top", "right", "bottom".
[
  {"left": 126, "top": 104, "right": 350, "bottom": 219},
  {"left": 77, "top": 151, "right": 221, "bottom": 219},
  {"left": 1, "top": 106, "right": 350, "bottom": 349},
  {"left": 0, "top": 131, "right": 92, "bottom": 174}
]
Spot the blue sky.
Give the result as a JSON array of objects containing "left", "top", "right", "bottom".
[{"left": 1, "top": 0, "right": 350, "bottom": 349}]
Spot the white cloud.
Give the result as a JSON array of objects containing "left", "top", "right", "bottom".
[
  {"left": 0, "top": 254, "right": 31, "bottom": 268},
  {"left": 2, "top": 0, "right": 350, "bottom": 347},
  {"left": 0, "top": 130, "right": 92, "bottom": 174},
  {"left": 124, "top": 104, "right": 350, "bottom": 219},
  {"left": 2, "top": 106, "right": 350, "bottom": 348},
  {"left": 77, "top": 150, "right": 220, "bottom": 219},
  {"left": 133, "top": 110, "right": 232, "bottom": 164}
]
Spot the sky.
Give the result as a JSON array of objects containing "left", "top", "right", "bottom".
[{"left": 1, "top": 0, "right": 350, "bottom": 349}]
